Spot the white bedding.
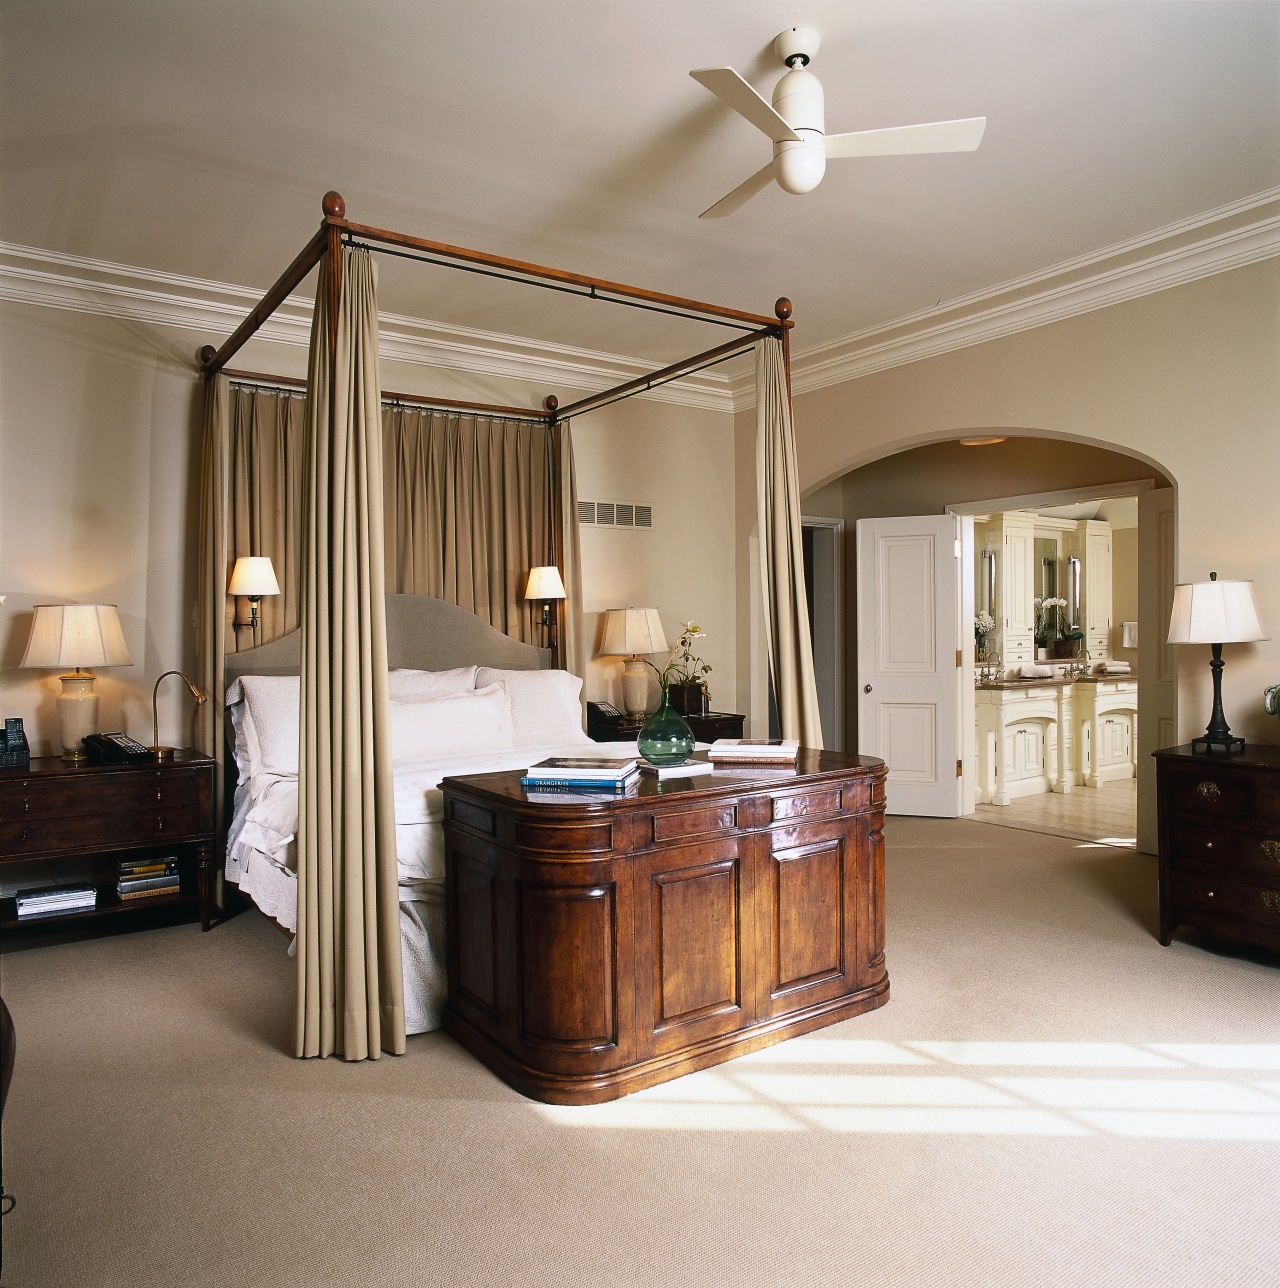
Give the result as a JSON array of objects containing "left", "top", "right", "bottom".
[{"left": 222, "top": 665, "right": 637, "bottom": 1034}]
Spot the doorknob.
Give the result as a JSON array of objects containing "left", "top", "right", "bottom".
[{"left": 864, "top": 684, "right": 873, "bottom": 694}]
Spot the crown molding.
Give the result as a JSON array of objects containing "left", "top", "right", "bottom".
[
  {"left": 4, "top": 187, "right": 1277, "bottom": 417},
  {"left": 0, "top": 243, "right": 736, "bottom": 414},
  {"left": 766, "top": 188, "right": 1280, "bottom": 403}
]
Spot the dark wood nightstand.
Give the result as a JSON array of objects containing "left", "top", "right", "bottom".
[
  {"left": 1154, "top": 743, "right": 1280, "bottom": 954},
  {"left": 0, "top": 751, "right": 217, "bottom": 932},
  {"left": 586, "top": 707, "right": 745, "bottom": 743}
]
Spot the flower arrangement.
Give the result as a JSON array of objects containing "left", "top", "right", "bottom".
[
  {"left": 646, "top": 621, "right": 712, "bottom": 691},
  {"left": 975, "top": 611, "right": 996, "bottom": 637},
  {"left": 1033, "top": 595, "right": 1068, "bottom": 642}
]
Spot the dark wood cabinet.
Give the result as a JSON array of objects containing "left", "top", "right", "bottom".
[
  {"left": 441, "top": 749, "right": 888, "bottom": 1104},
  {"left": 1154, "top": 744, "right": 1280, "bottom": 954},
  {"left": 586, "top": 706, "right": 745, "bottom": 743},
  {"left": 0, "top": 751, "right": 217, "bottom": 932}
]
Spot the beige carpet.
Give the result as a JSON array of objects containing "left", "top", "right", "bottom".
[{"left": 2, "top": 817, "right": 1278, "bottom": 1288}]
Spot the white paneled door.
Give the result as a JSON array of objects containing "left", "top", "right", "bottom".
[{"left": 856, "top": 516, "right": 965, "bottom": 817}]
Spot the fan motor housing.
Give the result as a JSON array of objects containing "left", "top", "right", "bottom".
[{"left": 772, "top": 66, "right": 825, "bottom": 194}]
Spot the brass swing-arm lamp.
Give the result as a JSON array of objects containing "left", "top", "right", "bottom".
[{"left": 151, "top": 670, "right": 208, "bottom": 762}]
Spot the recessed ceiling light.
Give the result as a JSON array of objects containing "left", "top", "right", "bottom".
[{"left": 959, "top": 435, "right": 1008, "bottom": 446}]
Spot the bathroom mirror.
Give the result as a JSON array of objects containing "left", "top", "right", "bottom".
[{"left": 1035, "top": 539, "right": 1058, "bottom": 600}]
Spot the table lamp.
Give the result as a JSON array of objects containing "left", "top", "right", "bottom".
[
  {"left": 20, "top": 604, "right": 133, "bottom": 761},
  {"left": 600, "top": 608, "right": 668, "bottom": 716},
  {"left": 228, "top": 556, "right": 281, "bottom": 632},
  {"left": 1167, "top": 571, "right": 1266, "bottom": 754}
]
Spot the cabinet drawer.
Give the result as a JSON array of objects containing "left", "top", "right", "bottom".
[
  {"left": 0, "top": 770, "right": 200, "bottom": 822},
  {"left": 1168, "top": 869, "right": 1280, "bottom": 930},
  {"left": 1168, "top": 825, "right": 1280, "bottom": 882},
  {"left": 1162, "top": 769, "right": 1253, "bottom": 824},
  {"left": 0, "top": 804, "right": 205, "bottom": 858}
]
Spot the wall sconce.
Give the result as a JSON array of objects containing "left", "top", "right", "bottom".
[
  {"left": 20, "top": 604, "right": 133, "bottom": 761},
  {"left": 151, "top": 671, "right": 208, "bottom": 762},
  {"left": 1066, "top": 555, "right": 1082, "bottom": 631},
  {"left": 981, "top": 549, "right": 996, "bottom": 615},
  {"left": 228, "top": 556, "right": 281, "bottom": 632},
  {"left": 1167, "top": 571, "right": 1266, "bottom": 755},
  {"left": 600, "top": 608, "right": 668, "bottom": 716},
  {"left": 524, "top": 565, "right": 567, "bottom": 665}
]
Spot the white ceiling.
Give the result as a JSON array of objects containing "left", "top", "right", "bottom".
[{"left": 3, "top": 0, "right": 1278, "bottom": 367}]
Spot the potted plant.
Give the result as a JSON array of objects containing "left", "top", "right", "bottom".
[{"left": 647, "top": 621, "right": 712, "bottom": 716}]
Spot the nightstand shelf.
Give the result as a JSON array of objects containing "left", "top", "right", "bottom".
[
  {"left": 586, "top": 708, "right": 745, "bottom": 743},
  {"left": 0, "top": 751, "right": 217, "bottom": 933}
]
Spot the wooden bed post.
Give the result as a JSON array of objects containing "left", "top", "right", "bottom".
[{"left": 775, "top": 297, "right": 793, "bottom": 401}]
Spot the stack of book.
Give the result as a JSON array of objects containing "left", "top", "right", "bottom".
[
  {"left": 521, "top": 756, "right": 640, "bottom": 793},
  {"left": 15, "top": 883, "right": 97, "bottom": 920},
  {"left": 117, "top": 856, "right": 180, "bottom": 902},
  {"left": 707, "top": 738, "right": 800, "bottom": 766}
]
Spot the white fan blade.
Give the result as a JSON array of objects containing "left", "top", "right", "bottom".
[
  {"left": 825, "top": 116, "right": 986, "bottom": 159},
  {"left": 691, "top": 67, "right": 800, "bottom": 143},
  {"left": 699, "top": 162, "right": 775, "bottom": 219}
]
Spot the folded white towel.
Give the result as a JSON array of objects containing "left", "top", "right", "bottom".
[
  {"left": 1097, "top": 661, "right": 1131, "bottom": 674},
  {"left": 1018, "top": 663, "right": 1054, "bottom": 678}
]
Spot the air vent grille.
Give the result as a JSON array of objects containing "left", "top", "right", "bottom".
[{"left": 578, "top": 499, "right": 652, "bottom": 530}]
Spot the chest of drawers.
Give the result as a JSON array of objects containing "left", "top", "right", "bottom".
[{"left": 1154, "top": 744, "right": 1280, "bottom": 954}]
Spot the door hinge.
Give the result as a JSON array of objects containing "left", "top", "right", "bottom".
[
  {"left": 956, "top": 759, "right": 963, "bottom": 778},
  {"left": 956, "top": 649, "right": 962, "bottom": 668}
]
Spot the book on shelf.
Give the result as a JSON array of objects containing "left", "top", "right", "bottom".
[
  {"left": 523, "top": 756, "right": 639, "bottom": 781},
  {"left": 707, "top": 738, "right": 800, "bottom": 763},
  {"left": 15, "top": 883, "right": 97, "bottom": 917},
  {"left": 117, "top": 872, "right": 183, "bottom": 895},
  {"left": 638, "top": 754, "right": 715, "bottom": 780},
  {"left": 119, "top": 884, "right": 180, "bottom": 901},
  {"left": 118, "top": 857, "right": 178, "bottom": 878}
]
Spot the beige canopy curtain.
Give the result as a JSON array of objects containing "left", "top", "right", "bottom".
[
  {"left": 381, "top": 406, "right": 584, "bottom": 674},
  {"left": 196, "top": 374, "right": 230, "bottom": 815},
  {"left": 296, "top": 244, "right": 405, "bottom": 1061},
  {"left": 755, "top": 336, "right": 823, "bottom": 747},
  {"left": 228, "top": 385, "right": 306, "bottom": 647}
]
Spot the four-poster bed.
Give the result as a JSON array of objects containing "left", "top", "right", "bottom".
[{"left": 198, "top": 191, "right": 831, "bottom": 1066}]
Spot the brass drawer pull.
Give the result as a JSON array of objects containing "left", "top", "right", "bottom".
[
  {"left": 1206, "top": 890, "right": 1214, "bottom": 899},
  {"left": 1196, "top": 781, "right": 1221, "bottom": 803},
  {"left": 1261, "top": 839, "right": 1280, "bottom": 862}
]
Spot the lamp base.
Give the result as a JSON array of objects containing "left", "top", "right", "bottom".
[
  {"left": 150, "top": 745, "right": 177, "bottom": 763},
  {"left": 56, "top": 671, "right": 98, "bottom": 763},
  {"left": 620, "top": 658, "right": 651, "bottom": 717},
  {"left": 1191, "top": 734, "right": 1245, "bottom": 755}
]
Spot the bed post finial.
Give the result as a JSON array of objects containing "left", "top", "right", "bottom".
[
  {"left": 544, "top": 394, "right": 559, "bottom": 424},
  {"left": 322, "top": 191, "right": 346, "bottom": 219},
  {"left": 198, "top": 344, "right": 217, "bottom": 368},
  {"left": 774, "top": 297, "right": 792, "bottom": 322}
]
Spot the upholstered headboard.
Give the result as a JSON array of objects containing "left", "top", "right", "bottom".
[{"left": 225, "top": 594, "right": 551, "bottom": 685}]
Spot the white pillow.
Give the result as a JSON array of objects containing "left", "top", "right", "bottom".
[
  {"left": 224, "top": 680, "right": 263, "bottom": 786},
  {"left": 389, "top": 683, "right": 515, "bottom": 761},
  {"left": 230, "top": 674, "right": 301, "bottom": 780},
  {"left": 387, "top": 666, "right": 477, "bottom": 699},
  {"left": 475, "top": 667, "right": 588, "bottom": 747}
]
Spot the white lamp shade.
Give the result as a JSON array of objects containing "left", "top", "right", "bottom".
[
  {"left": 20, "top": 604, "right": 132, "bottom": 670},
  {"left": 524, "top": 565, "right": 567, "bottom": 600},
  {"left": 1167, "top": 579, "right": 1266, "bottom": 645},
  {"left": 600, "top": 608, "right": 668, "bottom": 656},
  {"left": 228, "top": 556, "right": 281, "bottom": 597}
]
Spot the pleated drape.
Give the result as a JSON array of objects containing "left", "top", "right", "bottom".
[
  {"left": 295, "top": 245, "right": 406, "bottom": 1061},
  {"left": 196, "top": 374, "right": 230, "bottom": 815},
  {"left": 381, "top": 405, "right": 583, "bottom": 674},
  {"left": 228, "top": 386, "right": 306, "bottom": 647},
  {"left": 755, "top": 337, "right": 824, "bottom": 747}
]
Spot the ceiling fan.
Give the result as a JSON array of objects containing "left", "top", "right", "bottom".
[{"left": 691, "top": 27, "right": 986, "bottom": 218}]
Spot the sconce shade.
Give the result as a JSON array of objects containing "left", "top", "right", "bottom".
[
  {"left": 228, "top": 556, "right": 281, "bottom": 598},
  {"left": 1167, "top": 579, "right": 1265, "bottom": 645},
  {"left": 524, "top": 566, "right": 567, "bottom": 601},
  {"left": 20, "top": 604, "right": 132, "bottom": 670},
  {"left": 600, "top": 608, "right": 668, "bottom": 656}
]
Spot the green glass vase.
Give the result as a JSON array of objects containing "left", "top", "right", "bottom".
[{"left": 637, "top": 689, "right": 695, "bottom": 766}]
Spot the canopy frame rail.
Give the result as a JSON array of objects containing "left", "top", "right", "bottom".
[{"left": 199, "top": 191, "right": 793, "bottom": 395}]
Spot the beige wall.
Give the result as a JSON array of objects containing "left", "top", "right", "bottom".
[
  {"left": 0, "top": 301, "right": 737, "bottom": 754},
  {"left": 769, "top": 257, "right": 1279, "bottom": 750}
]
